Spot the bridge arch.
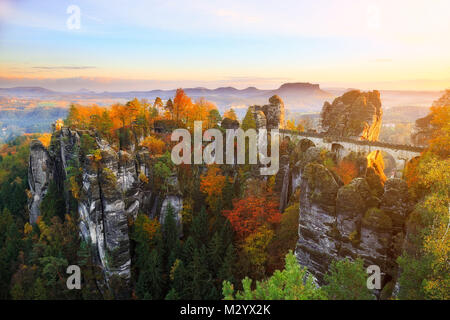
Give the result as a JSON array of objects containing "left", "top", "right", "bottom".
[
  {"left": 298, "top": 138, "right": 316, "bottom": 152},
  {"left": 279, "top": 130, "right": 424, "bottom": 175},
  {"left": 331, "top": 143, "right": 347, "bottom": 162}
]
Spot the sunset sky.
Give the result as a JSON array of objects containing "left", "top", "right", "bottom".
[{"left": 0, "top": 0, "right": 449, "bottom": 91}]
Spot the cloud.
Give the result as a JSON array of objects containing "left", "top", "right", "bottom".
[{"left": 32, "top": 66, "right": 97, "bottom": 70}]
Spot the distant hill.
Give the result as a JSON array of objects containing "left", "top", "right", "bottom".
[
  {"left": 0, "top": 86, "right": 56, "bottom": 96},
  {"left": 0, "top": 82, "right": 332, "bottom": 112},
  {"left": 0, "top": 83, "right": 443, "bottom": 113}
]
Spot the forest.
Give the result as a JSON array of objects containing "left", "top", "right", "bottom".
[{"left": 0, "top": 88, "right": 448, "bottom": 300}]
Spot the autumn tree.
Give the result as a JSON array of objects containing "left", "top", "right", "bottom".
[
  {"left": 173, "top": 89, "right": 192, "bottom": 124},
  {"left": 223, "top": 108, "right": 238, "bottom": 121},
  {"left": 222, "top": 196, "right": 281, "bottom": 240},
  {"left": 140, "top": 136, "right": 166, "bottom": 155},
  {"left": 398, "top": 91, "right": 450, "bottom": 300},
  {"left": 333, "top": 159, "right": 358, "bottom": 185},
  {"left": 200, "top": 166, "right": 229, "bottom": 212}
]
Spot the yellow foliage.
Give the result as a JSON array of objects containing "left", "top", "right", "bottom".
[
  {"left": 38, "top": 133, "right": 52, "bottom": 148},
  {"left": 223, "top": 108, "right": 238, "bottom": 120},
  {"left": 140, "top": 136, "right": 166, "bottom": 155},
  {"left": 24, "top": 222, "right": 33, "bottom": 235},
  {"left": 139, "top": 172, "right": 149, "bottom": 184}
]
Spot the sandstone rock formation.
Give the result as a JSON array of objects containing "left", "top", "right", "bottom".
[
  {"left": 28, "top": 140, "right": 53, "bottom": 223},
  {"left": 321, "top": 90, "right": 382, "bottom": 141},
  {"left": 28, "top": 126, "right": 183, "bottom": 290},
  {"left": 275, "top": 138, "right": 413, "bottom": 294},
  {"left": 249, "top": 95, "right": 285, "bottom": 130}
]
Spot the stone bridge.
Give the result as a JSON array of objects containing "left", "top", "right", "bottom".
[{"left": 279, "top": 129, "right": 425, "bottom": 174}]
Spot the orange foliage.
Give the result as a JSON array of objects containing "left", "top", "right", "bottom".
[
  {"left": 428, "top": 104, "right": 450, "bottom": 158},
  {"left": 200, "top": 166, "right": 228, "bottom": 209},
  {"left": 38, "top": 133, "right": 52, "bottom": 148},
  {"left": 173, "top": 88, "right": 193, "bottom": 124},
  {"left": 188, "top": 98, "right": 218, "bottom": 129},
  {"left": 222, "top": 196, "right": 281, "bottom": 240},
  {"left": 140, "top": 136, "right": 166, "bottom": 155},
  {"left": 334, "top": 159, "right": 358, "bottom": 185},
  {"left": 223, "top": 108, "right": 238, "bottom": 120}
]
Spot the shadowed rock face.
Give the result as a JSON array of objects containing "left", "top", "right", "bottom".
[
  {"left": 251, "top": 95, "right": 286, "bottom": 130},
  {"left": 296, "top": 163, "right": 340, "bottom": 280},
  {"left": 28, "top": 127, "right": 183, "bottom": 293},
  {"left": 295, "top": 172, "right": 410, "bottom": 287},
  {"left": 28, "top": 140, "right": 53, "bottom": 224},
  {"left": 288, "top": 139, "right": 411, "bottom": 290},
  {"left": 321, "top": 90, "right": 382, "bottom": 141}
]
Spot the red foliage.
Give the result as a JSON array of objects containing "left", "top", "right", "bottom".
[
  {"left": 334, "top": 159, "right": 358, "bottom": 185},
  {"left": 222, "top": 196, "right": 282, "bottom": 240}
]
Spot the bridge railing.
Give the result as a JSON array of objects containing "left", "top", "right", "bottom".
[{"left": 279, "top": 129, "right": 426, "bottom": 153}]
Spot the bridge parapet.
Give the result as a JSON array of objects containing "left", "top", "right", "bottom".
[{"left": 279, "top": 129, "right": 426, "bottom": 153}]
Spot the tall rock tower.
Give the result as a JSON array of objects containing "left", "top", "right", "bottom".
[{"left": 320, "top": 90, "right": 382, "bottom": 141}]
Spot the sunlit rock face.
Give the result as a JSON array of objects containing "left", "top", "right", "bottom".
[{"left": 321, "top": 90, "right": 382, "bottom": 141}]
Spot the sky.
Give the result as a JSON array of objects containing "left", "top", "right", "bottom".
[{"left": 0, "top": 0, "right": 449, "bottom": 91}]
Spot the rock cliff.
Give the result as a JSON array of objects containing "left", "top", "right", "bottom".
[
  {"left": 250, "top": 95, "right": 286, "bottom": 130},
  {"left": 321, "top": 90, "right": 382, "bottom": 141},
  {"left": 277, "top": 138, "right": 412, "bottom": 294},
  {"left": 27, "top": 126, "right": 183, "bottom": 289}
]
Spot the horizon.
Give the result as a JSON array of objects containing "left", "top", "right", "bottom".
[
  {"left": 0, "top": 0, "right": 449, "bottom": 92},
  {"left": 0, "top": 81, "right": 447, "bottom": 94}
]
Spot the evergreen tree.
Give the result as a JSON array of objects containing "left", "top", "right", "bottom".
[
  {"left": 323, "top": 258, "right": 374, "bottom": 300},
  {"left": 218, "top": 244, "right": 236, "bottom": 286},
  {"left": 190, "top": 207, "right": 208, "bottom": 247},
  {"left": 162, "top": 204, "right": 180, "bottom": 273},
  {"left": 40, "top": 181, "right": 66, "bottom": 224},
  {"left": 136, "top": 249, "right": 164, "bottom": 300},
  {"left": 207, "top": 232, "right": 223, "bottom": 274}
]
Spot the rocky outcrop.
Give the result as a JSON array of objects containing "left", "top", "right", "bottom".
[
  {"left": 28, "top": 140, "right": 53, "bottom": 223},
  {"left": 250, "top": 95, "right": 286, "bottom": 130},
  {"left": 295, "top": 173, "right": 411, "bottom": 289},
  {"left": 290, "top": 139, "right": 411, "bottom": 292},
  {"left": 296, "top": 163, "right": 340, "bottom": 280},
  {"left": 77, "top": 141, "right": 133, "bottom": 283},
  {"left": 321, "top": 90, "right": 382, "bottom": 141},
  {"left": 27, "top": 126, "right": 183, "bottom": 292}
]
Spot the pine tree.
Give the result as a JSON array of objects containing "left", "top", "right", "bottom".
[
  {"left": 162, "top": 204, "right": 180, "bottom": 273},
  {"left": 207, "top": 232, "right": 223, "bottom": 274},
  {"left": 190, "top": 207, "right": 208, "bottom": 247},
  {"left": 136, "top": 249, "right": 164, "bottom": 300},
  {"left": 40, "top": 181, "right": 66, "bottom": 224},
  {"left": 218, "top": 244, "right": 236, "bottom": 286}
]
